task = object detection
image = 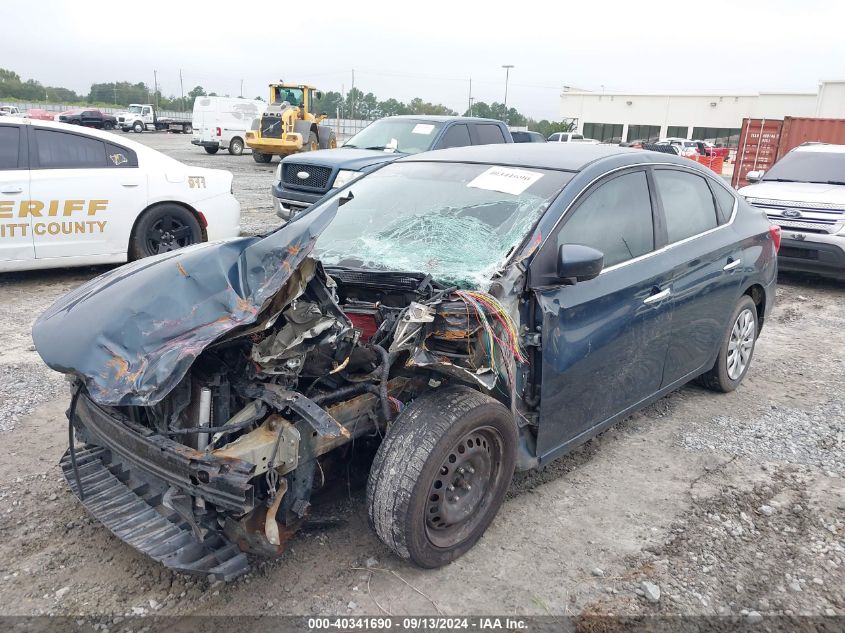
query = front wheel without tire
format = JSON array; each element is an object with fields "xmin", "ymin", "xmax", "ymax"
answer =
[
  {"xmin": 304, "ymin": 131, "xmax": 318, "ymax": 152},
  {"xmin": 128, "ymin": 204, "xmax": 202, "ymax": 260},
  {"xmin": 367, "ymin": 386, "xmax": 516, "ymax": 568},
  {"xmin": 698, "ymin": 295, "xmax": 758, "ymax": 393}
]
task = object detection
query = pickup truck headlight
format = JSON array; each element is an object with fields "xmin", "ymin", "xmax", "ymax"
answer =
[
  {"xmin": 274, "ymin": 163, "xmax": 282, "ymax": 182},
  {"xmin": 333, "ymin": 169, "xmax": 363, "ymax": 189}
]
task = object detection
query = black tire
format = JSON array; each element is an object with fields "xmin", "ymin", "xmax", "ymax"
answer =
[
  {"xmin": 133, "ymin": 121, "xmax": 144, "ymax": 133},
  {"xmin": 71, "ymin": 119, "xmax": 81, "ymax": 126},
  {"xmin": 183, "ymin": 124, "xmax": 193, "ymax": 134},
  {"xmin": 121, "ymin": 127, "xmax": 130, "ymax": 133},
  {"xmin": 367, "ymin": 386, "xmax": 517, "ymax": 568},
  {"xmin": 228, "ymin": 137, "xmax": 244, "ymax": 156},
  {"xmin": 303, "ymin": 131, "xmax": 318, "ymax": 152},
  {"xmin": 128, "ymin": 204, "xmax": 203, "ymax": 260},
  {"xmin": 252, "ymin": 152, "xmax": 272, "ymax": 163},
  {"xmin": 328, "ymin": 130, "xmax": 337, "ymax": 149},
  {"xmin": 204, "ymin": 146, "xmax": 219, "ymax": 155},
  {"xmin": 698, "ymin": 295, "xmax": 758, "ymax": 393},
  {"xmin": 103, "ymin": 121, "xmax": 114, "ymax": 130}
]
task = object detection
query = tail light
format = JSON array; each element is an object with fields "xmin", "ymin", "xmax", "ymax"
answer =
[
  {"xmin": 216, "ymin": 127, "xmax": 221, "ymax": 137},
  {"xmin": 769, "ymin": 225, "xmax": 781, "ymax": 252}
]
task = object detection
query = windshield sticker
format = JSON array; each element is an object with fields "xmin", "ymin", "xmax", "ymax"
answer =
[
  {"xmin": 467, "ymin": 166, "xmax": 544, "ymax": 196},
  {"xmin": 411, "ymin": 123, "xmax": 435, "ymax": 135}
]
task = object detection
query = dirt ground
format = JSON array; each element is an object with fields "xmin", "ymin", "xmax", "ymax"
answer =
[{"xmin": 0, "ymin": 133, "xmax": 842, "ymax": 623}]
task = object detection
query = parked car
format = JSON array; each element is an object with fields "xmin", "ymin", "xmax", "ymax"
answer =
[
  {"xmin": 511, "ymin": 130, "xmax": 546, "ymax": 143},
  {"xmin": 272, "ymin": 115, "xmax": 513, "ymax": 220},
  {"xmin": 740, "ymin": 143, "xmax": 845, "ymax": 279},
  {"xmin": 34, "ymin": 143, "xmax": 777, "ymax": 580},
  {"xmin": 57, "ymin": 109, "xmax": 118, "ymax": 130},
  {"xmin": 700, "ymin": 141, "xmax": 730, "ymax": 159},
  {"xmin": 547, "ymin": 132, "xmax": 599, "ymax": 143},
  {"xmin": 191, "ymin": 96, "xmax": 265, "ymax": 156},
  {"xmin": 25, "ymin": 109, "xmax": 57, "ymax": 121},
  {"xmin": 0, "ymin": 118, "xmax": 241, "ymax": 272},
  {"xmin": 0, "ymin": 105, "xmax": 22, "ymax": 117}
]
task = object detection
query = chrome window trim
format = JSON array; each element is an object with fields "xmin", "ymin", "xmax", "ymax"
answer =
[{"xmin": 543, "ymin": 162, "xmax": 738, "ymax": 276}]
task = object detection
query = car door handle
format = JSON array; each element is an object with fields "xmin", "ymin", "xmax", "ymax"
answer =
[
  {"xmin": 1, "ymin": 187, "xmax": 23, "ymax": 194},
  {"xmin": 723, "ymin": 258, "xmax": 741, "ymax": 271},
  {"xmin": 121, "ymin": 182, "xmax": 139, "ymax": 187},
  {"xmin": 644, "ymin": 288, "xmax": 671, "ymax": 304}
]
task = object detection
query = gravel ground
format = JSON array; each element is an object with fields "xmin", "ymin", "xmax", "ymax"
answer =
[{"xmin": 0, "ymin": 132, "xmax": 842, "ymax": 622}]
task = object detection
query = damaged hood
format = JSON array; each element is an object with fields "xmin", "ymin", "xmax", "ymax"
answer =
[{"xmin": 33, "ymin": 205, "xmax": 338, "ymax": 407}]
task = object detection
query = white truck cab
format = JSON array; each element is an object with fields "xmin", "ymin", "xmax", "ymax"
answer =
[
  {"xmin": 740, "ymin": 143, "xmax": 845, "ymax": 279},
  {"xmin": 0, "ymin": 106, "xmax": 22, "ymax": 117}
]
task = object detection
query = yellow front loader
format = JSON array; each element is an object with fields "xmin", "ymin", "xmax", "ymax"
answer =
[{"xmin": 245, "ymin": 82, "xmax": 337, "ymax": 163}]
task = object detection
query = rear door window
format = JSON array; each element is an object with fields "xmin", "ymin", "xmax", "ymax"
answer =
[
  {"xmin": 34, "ymin": 129, "xmax": 107, "ymax": 169},
  {"xmin": 557, "ymin": 170, "xmax": 655, "ymax": 268},
  {"xmin": 439, "ymin": 124, "xmax": 471, "ymax": 149},
  {"xmin": 474, "ymin": 124, "xmax": 507, "ymax": 145},
  {"xmin": 653, "ymin": 169, "xmax": 719, "ymax": 242},
  {"xmin": 0, "ymin": 126, "xmax": 21, "ymax": 169}
]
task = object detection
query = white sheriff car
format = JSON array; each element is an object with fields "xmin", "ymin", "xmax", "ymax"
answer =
[{"xmin": 0, "ymin": 117, "xmax": 240, "ymax": 272}]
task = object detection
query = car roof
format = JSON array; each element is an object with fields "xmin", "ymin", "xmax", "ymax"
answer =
[
  {"xmin": 397, "ymin": 142, "xmax": 654, "ymax": 171},
  {"xmin": 2, "ymin": 117, "xmax": 161, "ymax": 157},
  {"xmin": 793, "ymin": 143, "xmax": 845, "ymax": 153},
  {"xmin": 381, "ymin": 115, "xmax": 505, "ymax": 124}
]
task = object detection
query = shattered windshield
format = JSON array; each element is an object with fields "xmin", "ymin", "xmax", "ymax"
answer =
[
  {"xmin": 311, "ymin": 162, "xmax": 571, "ymax": 288},
  {"xmin": 343, "ymin": 119, "xmax": 445, "ymax": 153}
]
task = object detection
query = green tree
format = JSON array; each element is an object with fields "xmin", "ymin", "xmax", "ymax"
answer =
[{"xmin": 312, "ymin": 90, "xmax": 342, "ymax": 117}]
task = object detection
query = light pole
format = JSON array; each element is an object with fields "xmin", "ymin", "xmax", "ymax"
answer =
[{"xmin": 501, "ymin": 64, "xmax": 514, "ymax": 124}]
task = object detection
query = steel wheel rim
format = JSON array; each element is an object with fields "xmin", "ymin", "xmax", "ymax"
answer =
[
  {"xmin": 424, "ymin": 426, "xmax": 504, "ymax": 549},
  {"xmin": 727, "ymin": 308, "xmax": 755, "ymax": 380},
  {"xmin": 145, "ymin": 215, "xmax": 194, "ymax": 255}
]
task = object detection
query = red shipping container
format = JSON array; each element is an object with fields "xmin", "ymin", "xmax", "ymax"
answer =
[{"xmin": 732, "ymin": 116, "xmax": 845, "ymax": 189}]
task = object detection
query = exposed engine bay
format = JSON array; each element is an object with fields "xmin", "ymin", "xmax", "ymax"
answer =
[{"xmin": 51, "ymin": 253, "xmax": 528, "ymax": 580}]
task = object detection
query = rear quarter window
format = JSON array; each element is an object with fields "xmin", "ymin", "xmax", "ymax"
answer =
[
  {"xmin": 106, "ymin": 143, "xmax": 139, "ymax": 168},
  {"xmin": 710, "ymin": 181, "xmax": 737, "ymax": 224}
]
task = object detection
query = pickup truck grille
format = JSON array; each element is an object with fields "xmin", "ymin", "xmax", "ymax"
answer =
[
  {"xmin": 282, "ymin": 163, "xmax": 332, "ymax": 190},
  {"xmin": 748, "ymin": 198, "xmax": 845, "ymax": 235}
]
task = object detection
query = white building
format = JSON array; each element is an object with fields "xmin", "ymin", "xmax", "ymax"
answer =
[{"xmin": 559, "ymin": 80, "xmax": 845, "ymax": 146}]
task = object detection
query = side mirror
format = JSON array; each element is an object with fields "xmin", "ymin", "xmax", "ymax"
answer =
[
  {"xmin": 558, "ymin": 244, "xmax": 604, "ymax": 283},
  {"xmin": 746, "ymin": 170, "xmax": 764, "ymax": 183}
]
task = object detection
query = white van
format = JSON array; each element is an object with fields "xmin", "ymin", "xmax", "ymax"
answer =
[{"xmin": 192, "ymin": 97, "xmax": 265, "ymax": 156}]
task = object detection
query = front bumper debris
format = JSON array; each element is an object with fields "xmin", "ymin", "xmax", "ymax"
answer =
[{"xmin": 60, "ymin": 445, "xmax": 251, "ymax": 581}]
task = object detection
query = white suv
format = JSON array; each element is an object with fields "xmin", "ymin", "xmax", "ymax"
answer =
[
  {"xmin": 739, "ymin": 143, "xmax": 845, "ymax": 279},
  {"xmin": 547, "ymin": 132, "xmax": 599, "ymax": 143}
]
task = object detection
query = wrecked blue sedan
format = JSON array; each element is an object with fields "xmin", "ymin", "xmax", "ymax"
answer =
[{"xmin": 33, "ymin": 144, "xmax": 778, "ymax": 580}]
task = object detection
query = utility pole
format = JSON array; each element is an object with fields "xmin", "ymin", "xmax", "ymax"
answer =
[
  {"xmin": 179, "ymin": 69, "xmax": 185, "ymax": 111},
  {"xmin": 113, "ymin": 85, "xmax": 117, "ymax": 105},
  {"xmin": 350, "ymin": 69, "xmax": 355, "ymax": 121},
  {"xmin": 469, "ymin": 97, "xmax": 475, "ymax": 117},
  {"xmin": 468, "ymin": 77, "xmax": 472, "ymax": 116},
  {"xmin": 240, "ymin": 79, "xmax": 243, "ymax": 98},
  {"xmin": 501, "ymin": 64, "xmax": 514, "ymax": 125},
  {"xmin": 153, "ymin": 70, "xmax": 158, "ymax": 108}
]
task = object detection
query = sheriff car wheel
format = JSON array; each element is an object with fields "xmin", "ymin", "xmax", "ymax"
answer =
[
  {"xmin": 367, "ymin": 386, "xmax": 516, "ymax": 568},
  {"xmin": 128, "ymin": 204, "xmax": 202, "ymax": 260}
]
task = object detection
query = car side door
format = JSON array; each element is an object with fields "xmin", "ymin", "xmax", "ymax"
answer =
[
  {"xmin": 529, "ymin": 168, "xmax": 673, "ymax": 459},
  {"xmin": 436, "ymin": 123, "xmax": 472, "ymax": 149},
  {"xmin": 469, "ymin": 123, "xmax": 508, "ymax": 146},
  {"xmin": 0, "ymin": 122, "xmax": 33, "ymax": 263},
  {"xmin": 650, "ymin": 167, "xmax": 744, "ymax": 386},
  {"xmin": 28, "ymin": 127, "xmax": 147, "ymax": 259}
]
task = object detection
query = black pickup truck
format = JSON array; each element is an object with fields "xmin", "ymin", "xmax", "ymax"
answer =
[{"xmin": 272, "ymin": 115, "xmax": 513, "ymax": 220}]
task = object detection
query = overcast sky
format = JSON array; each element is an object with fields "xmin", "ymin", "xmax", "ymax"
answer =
[{"xmin": 4, "ymin": 0, "xmax": 843, "ymax": 119}]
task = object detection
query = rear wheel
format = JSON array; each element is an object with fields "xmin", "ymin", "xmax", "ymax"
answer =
[
  {"xmin": 367, "ymin": 386, "xmax": 516, "ymax": 568},
  {"xmin": 326, "ymin": 130, "xmax": 337, "ymax": 149},
  {"xmin": 304, "ymin": 131, "xmax": 318, "ymax": 152},
  {"xmin": 103, "ymin": 121, "xmax": 114, "ymax": 130},
  {"xmin": 228, "ymin": 137, "xmax": 244, "ymax": 156},
  {"xmin": 698, "ymin": 295, "xmax": 758, "ymax": 393},
  {"xmin": 204, "ymin": 146, "xmax": 219, "ymax": 155},
  {"xmin": 128, "ymin": 204, "xmax": 203, "ymax": 260},
  {"xmin": 253, "ymin": 152, "xmax": 272, "ymax": 163},
  {"xmin": 183, "ymin": 124, "xmax": 193, "ymax": 134}
]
